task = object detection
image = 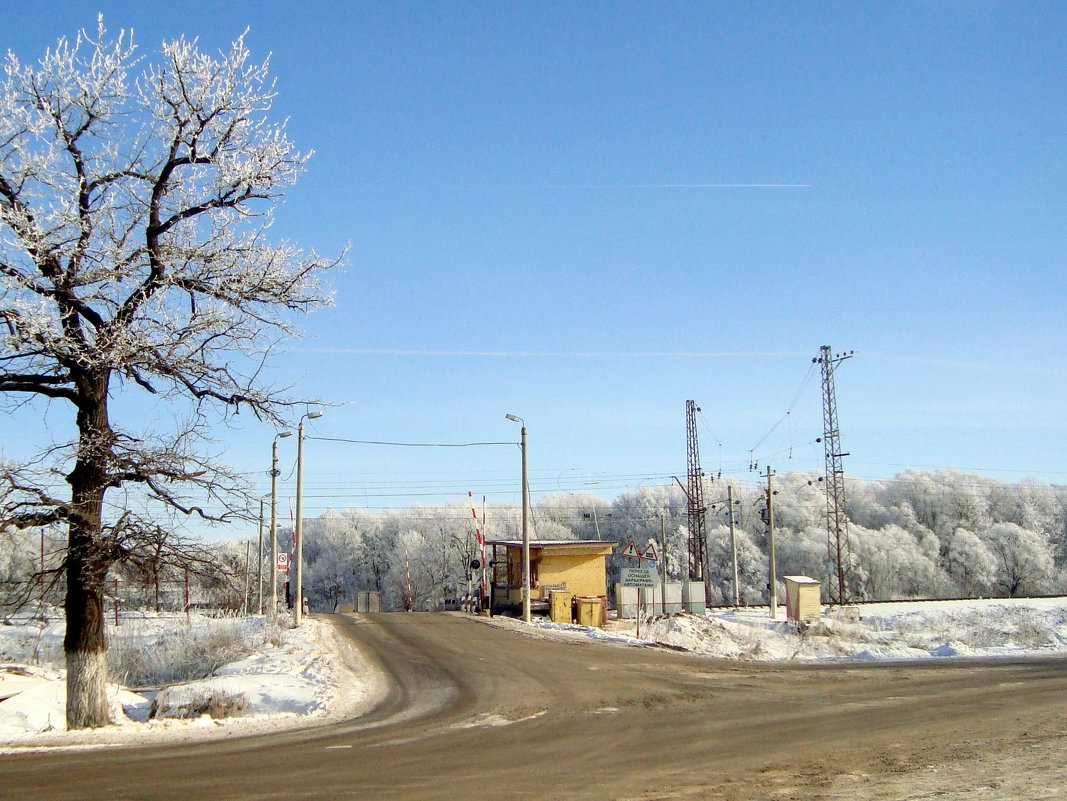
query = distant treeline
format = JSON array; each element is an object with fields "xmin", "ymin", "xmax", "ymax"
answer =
[{"xmin": 294, "ymin": 469, "xmax": 1067, "ymax": 611}]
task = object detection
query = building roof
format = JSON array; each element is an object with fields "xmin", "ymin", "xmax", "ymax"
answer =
[{"xmin": 486, "ymin": 539, "xmax": 618, "ymax": 555}]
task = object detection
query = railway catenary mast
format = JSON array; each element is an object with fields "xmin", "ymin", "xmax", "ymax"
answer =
[
  {"xmin": 816, "ymin": 345, "xmax": 854, "ymax": 605},
  {"xmin": 685, "ymin": 400, "xmax": 708, "ymax": 589}
]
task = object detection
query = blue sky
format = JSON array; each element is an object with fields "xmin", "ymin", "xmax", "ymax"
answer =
[{"xmin": 4, "ymin": 2, "xmax": 1066, "ymax": 534}]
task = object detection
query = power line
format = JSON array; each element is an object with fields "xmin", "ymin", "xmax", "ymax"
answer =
[
  {"xmin": 307, "ymin": 436, "xmax": 515, "ymax": 448},
  {"xmin": 748, "ymin": 360, "xmax": 819, "ymax": 459}
]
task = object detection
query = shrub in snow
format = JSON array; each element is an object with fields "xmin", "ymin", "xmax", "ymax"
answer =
[
  {"xmin": 108, "ymin": 615, "xmax": 286, "ymax": 688},
  {"xmin": 150, "ymin": 688, "xmax": 249, "ymax": 720}
]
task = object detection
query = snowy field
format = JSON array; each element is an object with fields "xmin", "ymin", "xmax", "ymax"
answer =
[{"xmin": 2, "ymin": 596, "xmax": 1067, "ymax": 749}]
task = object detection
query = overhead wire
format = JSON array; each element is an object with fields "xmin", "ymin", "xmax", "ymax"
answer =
[{"xmin": 748, "ymin": 360, "xmax": 819, "ymax": 464}]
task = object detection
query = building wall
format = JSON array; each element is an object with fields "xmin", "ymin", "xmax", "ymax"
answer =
[
  {"xmin": 498, "ymin": 547, "xmax": 610, "ymax": 605},
  {"xmin": 536, "ymin": 552, "xmax": 607, "ymax": 598}
]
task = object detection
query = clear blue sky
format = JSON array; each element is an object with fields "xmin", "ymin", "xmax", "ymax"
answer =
[{"xmin": 5, "ymin": 2, "xmax": 1066, "ymax": 535}]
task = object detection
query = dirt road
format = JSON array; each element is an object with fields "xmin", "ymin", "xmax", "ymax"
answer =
[{"xmin": 4, "ymin": 613, "xmax": 1066, "ymax": 800}]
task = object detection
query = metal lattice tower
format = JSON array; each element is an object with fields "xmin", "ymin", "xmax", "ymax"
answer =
[
  {"xmin": 685, "ymin": 400, "xmax": 708, "ymax": 584},
  {"xmin": 817, "ymin": 345, "xmax": 855, "ymax": 605}
]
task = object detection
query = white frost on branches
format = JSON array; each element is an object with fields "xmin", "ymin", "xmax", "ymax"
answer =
[{"xmin": 0, "ymin": 18, "xmax": 335, "ymax": 408}]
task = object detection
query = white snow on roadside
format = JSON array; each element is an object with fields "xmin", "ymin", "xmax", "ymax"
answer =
[
  {"xmin": 0, "ymin": 612, "xmax": 377, "ymax": 750},
  {"xmin": 4, "ymin": 596, "xmax": 1067, "ymax": 750},
  {"xmin": 490, "ymin": 596, "xmax": 1067, "ymax": 663}
]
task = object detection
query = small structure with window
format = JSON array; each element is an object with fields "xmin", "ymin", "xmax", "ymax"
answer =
[{"xmin": 487, "ymin": 539, "xmax": 616, "ymax": 617}]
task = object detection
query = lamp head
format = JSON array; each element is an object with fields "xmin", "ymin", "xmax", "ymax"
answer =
[
  {"xmin": 306, "ymin": 410, "xmax": 323, "ymax": 420},
  {"xmin": 277, "ymin": 431, "xmax": 293, "ymax": 440},
  {"xmin": 505, "ymin": 413, "xmax": 523, "ymax": 424}
]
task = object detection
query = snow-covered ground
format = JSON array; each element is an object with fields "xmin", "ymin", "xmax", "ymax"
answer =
[
  {"xmin": 2, "ymin": 596, "xmax": 1066, "ymax": 749},
  {"xmin": 0, "ymin": 611, "xmax": 382, "ymax": 750},
  {"xmin": 489, "ymin": 595, "xmax": 1067, "ymax": 663}
]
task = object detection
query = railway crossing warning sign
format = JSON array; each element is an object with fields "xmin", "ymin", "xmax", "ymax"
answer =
[{"xmin": 621, "ymin": 566, "xmax": 657, "ymax": 588}]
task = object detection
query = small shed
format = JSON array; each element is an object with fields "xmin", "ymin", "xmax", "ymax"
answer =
[
  {"xmin": 487, "ymin": 539, "xmax": 616, "ymax": 617},
  {"xmin": 784, "ymin": 576, "xmax": 822, "ymax": 624}
]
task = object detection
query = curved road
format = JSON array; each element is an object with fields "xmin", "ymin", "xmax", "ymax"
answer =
[{"xmin": 4, "ymin": 613, "xmax": 1067, "ymax": 800}]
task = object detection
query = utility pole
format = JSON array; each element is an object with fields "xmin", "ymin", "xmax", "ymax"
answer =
[
  {"xmin": 243, "ymin": 539, "xmax": 251, "ymax": 616},
  {"xmin": 294, "ymin": 410, "xmax": 322, "ymax": 626},
  {"xmin": 817, "ymin": 345, "xmax": 855, "ymax": 605},
  {"xmin": 660, "ymin": 515, "xmax": 667, "ymax": 614},
  {"xmin": 257, "ymin": 499, "xmax": 264, "ymax": 615},
  {"xmin": 270, "ymin": 430, "xmax": 290, "ymax": 617},
  {"xmin": 506, "ymin": 414, "xmax": 531, "ymax": 624},
  {"xmin": 520, "ymin": 423, "xmax": 530, "ymax": 624},
  {"xmin": 727, "ymin": 484, "xmax": 739, "ymax": 608},
  {"xmin": 764, "ymin": 467, "xmax": 778, "ymax": 619}
]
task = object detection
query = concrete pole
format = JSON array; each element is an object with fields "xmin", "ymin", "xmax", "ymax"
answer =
[
  {"xmin": 520, "ymin": 424, "xmax": 531, "ymax": 624},
  {"xmin": 728, "ymin": 484, "xmax": 739, "ymax": 608},
  {"xmin": 257, "ymin": 499, "xmax": 264, "ymax": 615},
  {"xmin": 766, "ymin": 467, "xmax": 778, "ymax": 620},
  {"xmin": 506, "ymin": 414, "xmax": 531, "ymax": 623},
  {"xmin": 660, "ymin": 515, "xmax": 667, "ymax": 615},
  {"xmin": 243, "ymin": 539, "xmax": 251, "ymax": 616},
  {"xmin": 270, "ymin": 435, "xmax": 287, "ymax": 616},
  {"xmin": 481, "ymin": 496, "xmax": 487, "ymax": 612},
  {"xmin": 295, "ymin": 419, "xmax": 306, "ymax": 626}
]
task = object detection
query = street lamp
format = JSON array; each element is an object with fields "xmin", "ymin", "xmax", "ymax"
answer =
[
  {"xmin": 505, "ymin": 414, "xmax": 531, "ymax": 623},
  {"xmin": 294, "ymin": 411, "xmax": 322, "ymax": 626},
  {"xmin": 270, "ymin": 430, "xmax": 292, "ymax": 616}
]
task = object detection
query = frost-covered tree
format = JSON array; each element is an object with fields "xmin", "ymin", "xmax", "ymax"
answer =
[
  {"xmin": 982, "ymin": 522, "xmax": 1054, "ymax": 597},
  {"xmin": 303, "ymin": 511, "xmax": 364, "ymax": 612},
  {"xmin": 945, "ymin": 528, "xmax": 997, "ymax": 597},
  {"xmin": 854, "ymin": 524, "xmax": 946, "ymax": 600},
  {"xmin": 705, "ymin": 524, "xmax": 766, "ymax": 606},
  {"xmin": 774, "ymin": 525, "xmax": 826, "ymax": 587},
  {"xmin": 0, "ymin": 22, "xmax": 337, "ymax": 728}
]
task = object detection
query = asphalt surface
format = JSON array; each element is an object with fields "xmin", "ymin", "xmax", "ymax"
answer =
[{"xmin": 4, "ymin": 612, "xmax": 1067, "ymax": 800}]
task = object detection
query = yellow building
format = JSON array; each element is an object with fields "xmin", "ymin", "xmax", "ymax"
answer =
[{"xmin": 487, "ymin": 539, "xmax": 616, "ymax": 616}]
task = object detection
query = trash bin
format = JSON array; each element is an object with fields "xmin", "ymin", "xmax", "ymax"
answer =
[{"xmin": 575, "ymin": 596, "xmax": 604, "ymax": 628}]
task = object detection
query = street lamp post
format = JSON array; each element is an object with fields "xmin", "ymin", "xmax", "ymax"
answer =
[
  {"xmin": 257, "ymin": 498, "xmax": 264, "ymax": 615},
  {"xmin": 270, "ymin": 430, "xmax": 291, "ymax": 617},
  {"xmin": 505, "ymin": 414, "xmax": 531, "ymax": 623},
  {"xmin": 294, "ymin": 411, "xmax": 321, "ymax": 626}
]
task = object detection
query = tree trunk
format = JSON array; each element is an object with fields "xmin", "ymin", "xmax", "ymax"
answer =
[
  {"xmin": 64, "ymin": 375, "xmax": 113, "ymax": 729},
  {"xmin": 64, "ymin": 521, "xmax": 111, "ymax": 729}
]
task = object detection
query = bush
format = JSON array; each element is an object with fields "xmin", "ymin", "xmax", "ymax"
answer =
[
  {"xmin": 108, "ymin": 614, "xmax": 286, "ymax": 688},
  {"xmin": 150, "ymin": 688, "xmax": 249, "ymax": 720}
]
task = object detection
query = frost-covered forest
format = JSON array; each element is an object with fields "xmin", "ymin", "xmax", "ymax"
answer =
[
  {"xmin": 5, "ymin": 469, "xmax": 1064, "ymax": 614},
  {"xmin": 290, "ymin": 469, "xmax": 1067, "ymax": 611}
]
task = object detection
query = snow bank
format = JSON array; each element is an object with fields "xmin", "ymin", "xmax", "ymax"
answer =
[
  {"xmin": 5, "ymin": 596, "xmax": 1067, "ymax": 750},
  {"xmin": 509, "ymin": 596, "xmax": 1067, "ymax": 663},
  {"xmin": 0, "ymin": 612, "xmax": 373, "ymax": 749}
]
